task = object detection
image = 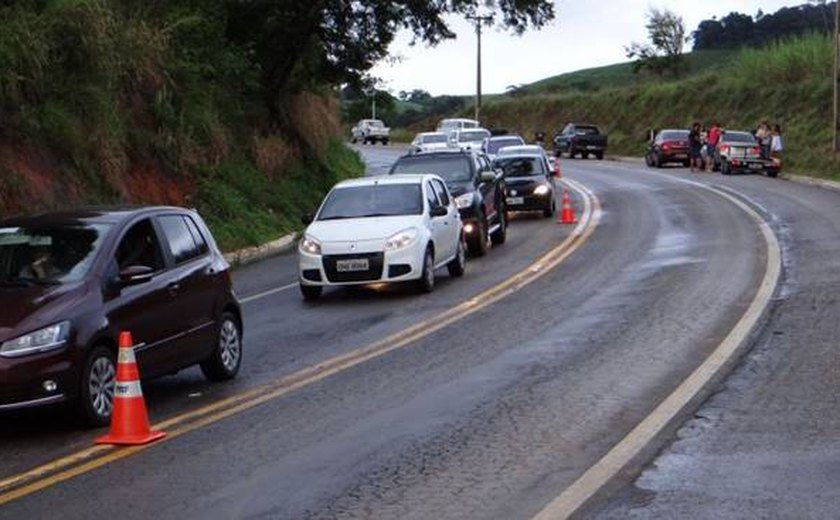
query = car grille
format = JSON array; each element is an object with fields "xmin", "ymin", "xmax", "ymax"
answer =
[{"xmin": 323, "ymin": 253, "xmax": 384, "ymax": 283}]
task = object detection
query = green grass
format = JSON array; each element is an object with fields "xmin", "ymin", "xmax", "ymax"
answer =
[{"xmin": 480, "ymin": 34, "xmax": 840, "ymax": 178}]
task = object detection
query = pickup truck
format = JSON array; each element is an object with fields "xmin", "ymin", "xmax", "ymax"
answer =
[
  {"xmin": 388, "ymin": 149, "xmax": 507, "ymax": 256},
  {"xmin": 553, "ymin": 123, "xmax": 608, "ymax": 159},
  {"xmin": 351, "ymin": 119, "xmax": 390, "ymax": 145}
]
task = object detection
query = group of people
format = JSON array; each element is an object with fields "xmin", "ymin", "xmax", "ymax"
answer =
[{"xmin": 687, "ymin": 120, "xmax": 784, "ymax": 173}]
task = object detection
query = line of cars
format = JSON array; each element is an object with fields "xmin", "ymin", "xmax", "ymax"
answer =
[
  {"xmin": 645, "ymin": 128, "xmax": 780, "ymax": 177},
  {"xmin": 298, "ymin": 120, "xmax": 560, "ymax": 300}
]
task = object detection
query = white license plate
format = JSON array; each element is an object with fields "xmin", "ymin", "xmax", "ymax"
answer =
[
  {"xmin": 506, "ymin": 197, "xmax": 524, "ymax": 205},
  {"xmin": 336, "ymin": 259, "xmax": 369, "ymax": 272},
  {"xmin": 586, "ymin": 145, "xmax": 599, "ymax": 150},
  {"xmin": 673, "ymin": 153, "xmax": 687, "ymax": 159},
  {"xmin": 748, "ymin": 162, "xmax": 763, "ymax": 170}
]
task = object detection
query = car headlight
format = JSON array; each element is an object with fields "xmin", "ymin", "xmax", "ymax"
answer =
[
  {"xmin": 385, "ymin": 228, "xmax": 419, "ymax": 251},
  {"xmin": 534, "ymin": 184, "xmax": 551, "ymax": 196},
  {"xmin": 454, "ymin": 193, "xmax": 474, "ymax": 209},
  {"xmin": 299, "ymin": 236, "xmax": 321, "ymax": 255},
  {"xmin": 0, "ymin": 321, "xmax": 70, "ymax": 358}
]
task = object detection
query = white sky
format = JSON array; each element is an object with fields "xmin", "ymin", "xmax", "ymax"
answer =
[{"xmin": 371, "ymin": 1, "xmax": 802, "ymax": 96}]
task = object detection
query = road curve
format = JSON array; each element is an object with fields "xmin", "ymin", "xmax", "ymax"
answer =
[{"xmin": 0, "ymin": 148, "xmax": 774, "ymax": 519}]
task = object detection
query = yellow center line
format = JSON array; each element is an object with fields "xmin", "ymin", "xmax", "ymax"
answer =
[{"xmin": 0, "ymin": 178, "xmax": 601, "ymax": 506}]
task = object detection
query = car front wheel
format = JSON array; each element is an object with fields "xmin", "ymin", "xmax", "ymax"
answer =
[
  {"xmin": 417, "ymin": 248, "xmax": 435, "ymax": 293},
  {"xmin": 78, "ymin": 345, "xmax": 116, "ymax": 427},
  {"xmin": 447, "ymin": 237, "xmax": 466, "ymax": 278},
  {"xmin": 201, "ymin": 312, "xmax": 243, "ymax": 381}
]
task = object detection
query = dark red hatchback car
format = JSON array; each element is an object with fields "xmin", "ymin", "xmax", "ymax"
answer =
[{"xmin": 0, "ymin": 206, "xmax": 243, "ymax": 425}]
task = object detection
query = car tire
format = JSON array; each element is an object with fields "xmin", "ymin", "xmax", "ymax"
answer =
[
  {"xmin": 468, "ymin": 219, "xmax": 489, "ymax": 257},
  {"xmin": 721, "ymin": 161, "xmax": 732, "ymax": 175},
  {"xmin": 78, "ymin": 345, "xmax": 116, "ymax": 427},
  {"xmin": 654, "ymin": 153, "xmax": 663, "ymax": 168},
  {"xmin": 595, "ymin": 152, "xmax": 604, "ymax": 160},
  {"xmin": 645, "ymin": 154, "xmax": 654, "ymax": 167},
  {"xmin": 447, "ymin": 237, "xmax": 466, "ymax": 278},
  {"xmin": 382, "ymin": 139, "xmax": 389, "ymax": 146},
  {"xmin": 682, "ymin": 160, "xmax": 691, "ymax": 168},
  {"xmin": 490, "ymin": 207, "xmax": 507, "ymax": 245},
  {"xmin": 351, "ymin": 137, "xmax": 357, "ymax": 144},
  {"xmin": 417, "ymin": 247, "xmax": 435, "ymax": 293},
  {"xmin": 543, "ymin": 198, "xmax": 556, "ymax": 218},
  {"xmin": 768, "ymin": 170, "xmax": 779, "ymax": 178},
  {"xmin": 201, "ymin": 312, "xmax": 243, "ymax": 381},
  {"xmin": 300, "ymin": 284, "xmax": 322, "ymax": 301},
  {"xmin": 568, "ymin": 147, "xmax": 576, "ymax": 159}
]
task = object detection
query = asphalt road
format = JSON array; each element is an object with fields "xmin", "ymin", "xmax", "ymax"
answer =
[{"xmin": 2, "ymin": 145, "xmax": 834, "ymax": 519}]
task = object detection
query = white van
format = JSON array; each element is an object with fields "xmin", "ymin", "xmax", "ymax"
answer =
[{"xmin": 436, "ymin": 118, "xmax": 480, "ymax": 134}]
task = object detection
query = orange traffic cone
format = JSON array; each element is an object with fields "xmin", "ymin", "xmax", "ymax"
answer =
[
  {"xmin": 95, "ymin": 331, "xmax": 166, "ymax": 445},
  {"xmin": 558, "ymin": 190, "xmax": 577, "ymax": 225}
]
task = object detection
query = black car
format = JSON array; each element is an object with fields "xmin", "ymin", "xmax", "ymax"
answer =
[
  {"xmin": 494, "ymin": 154, "xmax": 557, "ymax": 218},
  {"xmin": 388, "ymin": 149, "xmax": 507, "ymax": 256},
  {"xmin": 0, "ymin": 206, "xmax": 243, "ymax": 425},
  {"xmin": 553, "ymin": 123, "xmax": 608, "ymax": 159}
]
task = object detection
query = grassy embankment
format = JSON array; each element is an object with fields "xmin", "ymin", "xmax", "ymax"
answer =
[
  {"xmin": 0, "ymin": 1, "xmax": 363, "ymax": 251},
  {"xmin": 479, "ymin": 35, "xmax": 838, "ymax": 177}
]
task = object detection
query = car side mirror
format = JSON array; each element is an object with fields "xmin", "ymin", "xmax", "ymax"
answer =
[
  {"xmin": 430, "ymin": 205, "xmax": 448, "ymax": 218},
  {"xmin": 480, "ymin": 170, "xmax": 496, "ymax": 184},
  {"xmin": 301, "ymin": 213, "xmax": 314, "ymax": 225},
  {"xmin": 117, "ymin": 265, "xmax": 154, "ymax": 287}
]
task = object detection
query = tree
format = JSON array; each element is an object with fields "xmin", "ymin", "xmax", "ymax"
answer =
[{"xmin": 625, "ymin": 8, "xmax": 687, "ymax": 77}]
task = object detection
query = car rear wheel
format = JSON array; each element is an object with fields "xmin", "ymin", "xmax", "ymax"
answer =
[
  {"xmin": 78, "ymin": 345, "xmax": 116, "ymax": 427},
  {"xmin": 595, "ymin": 152, "xmax": 604, "ymax": 160},
  {"xmin": 417, "ymin": 248, "xmax": 435, "ymax": 293},
  {"xmin": 447, "ymin": 237, "xmax": 466, "ymax": 278},
  {"xmin": 201, "ymin": 312, "xmax": 243, "ymax": 381},
  {"xmin": 721, "ymin": 161, "xmax": 732, "ymax": 175}
]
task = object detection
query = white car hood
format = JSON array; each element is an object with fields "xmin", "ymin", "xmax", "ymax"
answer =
[{"xmin": 306, "ymin": 216, "xmax": 421, "ymax": 243}]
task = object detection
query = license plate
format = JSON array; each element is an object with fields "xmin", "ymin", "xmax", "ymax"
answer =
[
  {"xmin": 586, "ymin": 145, "xmax": 598, "ymax": 150},
  {"xmin": 748, "ymin": 162, "xmax": 763, "ymax": 170},
  {"xmin": 506, "ymin": 197, "xmax": 524, "ymax": 205},
  {"xmin": 336, "ymin": 259, "xmax": 369, "ymax": 272},
  {"xmin": 673, "ymin": 153, "xmax": 687, "ymax": 159}
]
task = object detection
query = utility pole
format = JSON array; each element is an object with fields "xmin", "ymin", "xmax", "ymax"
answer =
[
  {"xmin": 467, "ymin": 14, "xmax": 492, "ymax": 122},
  {"xmin": 834, "ymin": 0, "xmax": 840, "ymax": 152}
]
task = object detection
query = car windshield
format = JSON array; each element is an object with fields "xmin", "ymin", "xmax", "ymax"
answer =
[
  {"xmin": 487, "ymin": 137, "xmax": 525, "ymax": 154},
  {"xmin": 494, "ymin": 157, "xmax": 545, "ymax": 177},
  {"xmin": 723, "ymin": 132, "xmax": 757, "ymax": 144},
  {"xmin": 367, "ymin": 120, "xmax": 384, "ymax": 128},
  {"xmin": 661, "ymin": 131, "xmax": 689, "ymax": 140},
  {"xmin": 459, "ymin": 130, "xmax": 490, "ymax": 142},
  {"xmin": 0, "ymin": 223, "xmax": 111, "ymax": 284},
  {"xmin": 318, "ymin": 184, "xmax": 423, "ymax": 220},
  {"xmin": 421, "ymin": 134, "xmax": 447, "ymax": 144},
  {"xmin": 390, "ymin": 155, "xmax": 473, "ymax": 183}
]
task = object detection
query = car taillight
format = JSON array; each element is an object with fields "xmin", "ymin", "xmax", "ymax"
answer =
[{"xmin": 719, "ymin": 145, "xmax": 730, "ymax": 154}]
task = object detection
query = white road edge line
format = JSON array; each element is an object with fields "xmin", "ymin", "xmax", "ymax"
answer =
[
  {"xmin": 533, "ymin": 179, "xmax": 782, "ymax": 520},
  {"xmin": 240, "ymin": 282, "xmax": 299, "ymax": 304}
]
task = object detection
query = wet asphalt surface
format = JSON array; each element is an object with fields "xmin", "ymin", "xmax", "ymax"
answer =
[{"xmin": 1, "ymin": 146, "xmax": 835, "ymax": 519}]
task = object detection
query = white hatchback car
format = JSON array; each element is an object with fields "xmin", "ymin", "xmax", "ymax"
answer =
[{"xmin": 298, "ymin": 175, "xmax": 466, "ymax": 300}]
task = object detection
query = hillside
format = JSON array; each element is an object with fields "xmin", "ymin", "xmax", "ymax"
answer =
[
  {"xmin": 480, "ymin": 34, "xmax": 838, "ymax": 178},
  {"xmin": 0, "ymin": 1, "xmax": 364, "ymax": 251}
]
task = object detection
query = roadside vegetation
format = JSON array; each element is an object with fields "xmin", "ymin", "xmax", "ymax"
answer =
[{"xmin": 480, "ymin": 33, "xmax": 838, "ymax": 177}]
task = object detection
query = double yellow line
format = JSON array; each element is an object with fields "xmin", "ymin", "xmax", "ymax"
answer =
[{"xmin": 0, "ymin": 179, "xmax": 601, "ymax": 506}]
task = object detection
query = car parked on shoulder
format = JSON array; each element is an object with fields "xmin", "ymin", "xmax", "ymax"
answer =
[
  {"xmin": 553, "ymin": 123, "xmax": 608, "ymax": 159},
  {"xmin": 493, "ymin": 152, "xmax": 557, "ymax": 218},
  {"xmin": 645, "ymin": 129, "xmax": 691, "ymax": 168},
  {"xmin": 409, "ymin": 132, "xmax": 450, "ymax": 154},
  {"xmin": 0, "ymin": 207, "xmax": 243, "ymax": 425},
  {"xmin": 481, "ymin": 135, "xmax": 526, "ymax": 161},
  {"xmin": 388, "ymin": 149, "xmax": 507, "ymax": 257},
  {"xmin": 714, "ymin": 131, "xmax": 780, "ymax": 177},
  {"xmin": 436, "ymin": 118, "xmax": 480, "ymax": 135},
  {"xmin": 298, "ymin": 175, "xmax": 466, "ymax": 300},
  {"xmin": 351, "ymin": 119, "xmax": 390, "ymax": 145}
]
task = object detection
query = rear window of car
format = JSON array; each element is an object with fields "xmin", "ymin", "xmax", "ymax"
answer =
[
  {"xmin": 458, "ymin": 130, "xmax": 491, "ymax": 142},
  {"xmin": 494, "ymin": 157, "xmax": 545, "ymax": 177},
  {"xmin": 422, "ymin": 134, "xmax": 447, "ymax": 144},
  {"xmin": 722, "ymin": 132, "xmax": 757, "ymax": 144},
  {"xmin": 390, "ymin": 155, "xmax": 473, "ymax": 183},
  {"xmin": 487, "ymin": 137, "xmax": 525, "ymax": 154},
  {"xmin": 318, "ymin": 184, "xmax": 423, "ymax": 220},
  {"xmin": 660, "ymin": 131, "xmax": 689, "ymax": 140},
  {"xmin": 575, "ymin": 126, "xmax": 599, "ymax": 135},
  {"xmin": 158, "ymin": 215, "xmax": 205, "ymax": 264}
]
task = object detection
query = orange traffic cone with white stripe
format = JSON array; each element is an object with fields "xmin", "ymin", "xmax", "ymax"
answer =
[
  {"xmin": 558, "ymin": 189, "xmax": 577, "ymax": 225},
  {"xmin": 95, "ymin": 331, "xmax": 166, "ymax": 445}
]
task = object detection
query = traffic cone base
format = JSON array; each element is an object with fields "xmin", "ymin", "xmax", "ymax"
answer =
[{"xmin": 95, "ymin": 331, "xmax": 166, "ymax": 446}]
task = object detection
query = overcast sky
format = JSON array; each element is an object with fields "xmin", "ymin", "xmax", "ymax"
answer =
[{"xmin": 371, "ymin": 1, "xmax": 802, "ymax": 96}]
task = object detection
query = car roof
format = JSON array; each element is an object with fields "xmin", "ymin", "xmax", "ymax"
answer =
[
  {"xmin": 333, "ymin": 175, "xmax": 438, "ymax": 188},
  {"xmin": 0, "ymin": 205, "xmax": 193, "ymax": 227},
  {"xmin": 721, "ymin": 131, "xmax": 755, "ymax": 140},
  {"xmin": 416, "ymin": 131, "xmax": 446, "ymax": 137}
]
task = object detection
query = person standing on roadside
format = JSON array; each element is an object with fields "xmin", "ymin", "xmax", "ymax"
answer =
[
  {"xmin": 756, "ymin": 121, "xmax": 771, "ymax": 159},
  {"xmin": 770, "ymin": 124, "xmax": 784, "ymax": 164},
  {"xmin": 705, "ymin": 121, "xmax": 722, "ymax": 172},
  {"xmin": 688, "ymin": 122, "xmax": 703, "ymax": 172}
]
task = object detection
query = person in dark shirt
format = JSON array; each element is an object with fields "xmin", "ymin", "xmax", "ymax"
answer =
[{"xmin": 688, "ymin": 122, "xmax": 703, "ymax": 173}]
